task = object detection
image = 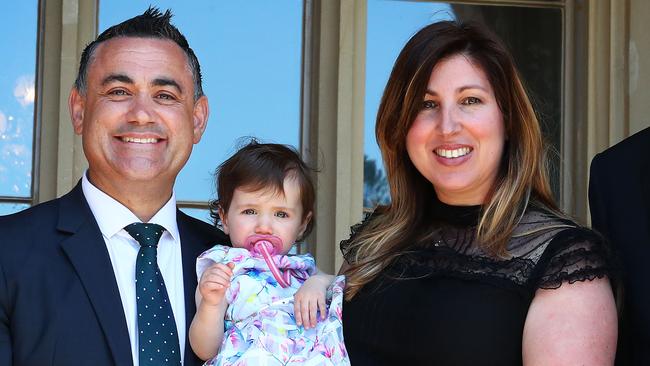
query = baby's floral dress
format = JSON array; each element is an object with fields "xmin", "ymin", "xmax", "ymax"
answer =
[{"xmin": 196, "ymin": 245, "xmax": 350, "ymax": 366}]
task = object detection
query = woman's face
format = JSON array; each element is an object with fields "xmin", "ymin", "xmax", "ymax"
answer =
[{"xmin": 406, "ymin": 54, "xmax": 505, "ymax": 205}]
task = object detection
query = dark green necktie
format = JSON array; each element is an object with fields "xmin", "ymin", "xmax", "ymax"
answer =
[{"xmin": 124, "ymin": 223, "xmax": 181, "ymax": 366}]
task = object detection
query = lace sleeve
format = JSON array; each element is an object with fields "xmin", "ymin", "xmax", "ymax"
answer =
[
  {"xmin": 339, "ymin": 211, "xmax": 376, "ymax": 264},
  {"xmin": 532, "ymin": 227, "xmax": 617, "ymax": 290}
]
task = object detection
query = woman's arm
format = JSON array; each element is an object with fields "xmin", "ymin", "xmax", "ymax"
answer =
[
  {"xmin": 294, "ymin": 269, "xmax": 334, "ymax": 329},
  {"xmin": 293, "ymin": 262, "xmax": 349, "ymax": 328},
  {"xmin": 522, "ymin": 277, "xmax": 617, "ymax": 365}
]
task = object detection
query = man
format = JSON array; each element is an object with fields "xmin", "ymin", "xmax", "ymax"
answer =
[
  {"xmin": 589, "ymin": 126, "xmax": 650, "ymax": 365},
  {"xmin": 0, "ymin": 8, "xmax": 227, "ymax": 365}
]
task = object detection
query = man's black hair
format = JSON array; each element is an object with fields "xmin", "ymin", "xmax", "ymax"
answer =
[{"xmin": 74, "ymin": 6, "xmax": 203, "ymax": 100}]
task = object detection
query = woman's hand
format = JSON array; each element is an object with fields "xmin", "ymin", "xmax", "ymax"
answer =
[{"xmin": 294, "ymin": 272, "xmax": 335, "ymax": 329}]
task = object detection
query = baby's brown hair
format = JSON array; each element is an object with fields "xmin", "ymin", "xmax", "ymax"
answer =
[{"xmin": 210, "ymin": 140, "xmax": 316, "ymax": 238}]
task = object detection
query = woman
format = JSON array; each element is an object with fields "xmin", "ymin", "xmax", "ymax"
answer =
[{"xmin": 310, "ymin": 21, "xmax": 617, "ymax": 365}]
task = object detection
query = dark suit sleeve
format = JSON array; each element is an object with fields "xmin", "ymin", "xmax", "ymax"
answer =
[
  {"xmin": 0, "ymin": 261, "xmax": 12, "ymax": 365},
  {"xmin": 589, "ymin": 153, "xmax": 608, "ymax": 236}
]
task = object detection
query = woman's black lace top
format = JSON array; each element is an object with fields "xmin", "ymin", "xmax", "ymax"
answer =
[{"xmin": 340, "ymin": 197, "xmax": 615, "ymax": 366}]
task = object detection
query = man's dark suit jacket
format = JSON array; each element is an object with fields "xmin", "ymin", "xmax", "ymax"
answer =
[
  {"xmin": 589, "ymin": 126, "xmax": 650, "ymax": 366},
  {"xmin": 0, "ymin": 182, "xmax": 228, "ymax": 365}
]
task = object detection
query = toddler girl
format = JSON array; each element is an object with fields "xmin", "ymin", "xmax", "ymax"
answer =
[{"xmin": 189, "ymin": 141, "xmax": 348, "ymax": 366}]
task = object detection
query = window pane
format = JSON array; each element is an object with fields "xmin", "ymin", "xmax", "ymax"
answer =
[
  {"xmin": 364, "ymin": 1, "xmax": 563, "ymax": 207},
  {"xmin": 0, "ymin": 202, "xmax": 30, "ymax": 216},
  {"xmin": 365, "ymin": 1, "xmax": 455, "ymax": 207},
  {"xmin": 452, "ymin": 4, "xmax": 563, "ymax": 197},
  {"xmin": 0, "ymin": 1, "xmax": 38, "ymax": 198},
  {"xmin": 99, "ymin": 1, "xmax": 304, "ymax": 202}
]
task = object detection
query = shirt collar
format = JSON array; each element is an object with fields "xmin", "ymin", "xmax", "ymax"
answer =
[{"xmin": 81, "ymin": 172, "xmax": 180, "ymax": 242}]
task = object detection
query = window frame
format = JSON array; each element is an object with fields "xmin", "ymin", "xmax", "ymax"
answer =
[{"xmin": 0, "ymin": 0, "xmax": 44, "ymax": 211}]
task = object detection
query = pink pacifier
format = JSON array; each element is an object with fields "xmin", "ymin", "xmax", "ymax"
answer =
[{"xmin": 245, "ymin": 234, "xmax": 291, "ymax": 288}]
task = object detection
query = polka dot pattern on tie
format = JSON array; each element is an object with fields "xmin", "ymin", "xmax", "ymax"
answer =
[{"xmin": 125, "ymin": 223, "xmax": 181, "ymax": 366}]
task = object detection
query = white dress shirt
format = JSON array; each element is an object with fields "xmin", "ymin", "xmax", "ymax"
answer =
[{"xmin": 82, "ymin": 173, "xmax": 186, "ymax": 366}]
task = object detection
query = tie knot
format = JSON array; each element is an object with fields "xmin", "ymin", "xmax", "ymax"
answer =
[{"xmin": 124, "ymin": 223, "xmax": 165, "ymax": 248}]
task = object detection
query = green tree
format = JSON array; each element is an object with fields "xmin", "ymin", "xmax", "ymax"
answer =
[{"xmin": 363, "ymin": 154, "xmax": 390, "ymax": 207}]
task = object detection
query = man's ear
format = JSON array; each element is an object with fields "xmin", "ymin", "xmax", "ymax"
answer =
[
  {"xmin": 192, "ymin": 95, "xmax": 209, "ymax": 144},
  {"xmin": 218, "ymin": 207, "xmax": 229, "ymax": 235},
  {"xmin": 297, "ymin": 211, "xmax": 313, "ymax": 239},
  {"xmin": 68, "ymin": 88, "xmax": 85, "ymax": 135}
]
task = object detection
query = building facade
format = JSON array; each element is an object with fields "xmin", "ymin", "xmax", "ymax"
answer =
[{"xmin": 0, "ymin": 0, "xmax": 648, "ymax": 272}]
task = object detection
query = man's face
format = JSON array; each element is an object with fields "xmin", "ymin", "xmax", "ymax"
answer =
[{"xmin": 69, "ymin": 37, "xmax": 208, "ymax": 195}]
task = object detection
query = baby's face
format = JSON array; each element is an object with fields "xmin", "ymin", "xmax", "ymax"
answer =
[{"xmin": 220, "ymin": 177, "xmax": 310, "ymax": 255}]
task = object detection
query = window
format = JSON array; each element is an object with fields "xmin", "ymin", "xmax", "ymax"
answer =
[
  {"xmin": 99, "ymin": 1, "xmax": 305, "ymax": 223},
  {"xmin": 0, "ymin": 1, "xmax": 39, "ymax": 215}
]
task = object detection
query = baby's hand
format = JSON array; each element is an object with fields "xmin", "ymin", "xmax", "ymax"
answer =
[
  {"xmin": 294, "ymin": 273, "xmax": 334, "ymax": 329},
  {"xmin": 199, "ymin": 262, "xmax": 235, "ymax": 307}
]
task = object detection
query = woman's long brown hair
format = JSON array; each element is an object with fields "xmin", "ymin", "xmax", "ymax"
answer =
[{"xmin": 344, "ymin": 21, "xmax": 559, "ymax": 299}]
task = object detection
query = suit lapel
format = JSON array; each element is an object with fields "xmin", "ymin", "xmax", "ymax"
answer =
[
  {"xmin": 177, "ymin": 211, "xmax": 230, "ymax": 365},
  {"xmin": 58, "ymin": 183, "xmax": 133, "ymax": 366}
]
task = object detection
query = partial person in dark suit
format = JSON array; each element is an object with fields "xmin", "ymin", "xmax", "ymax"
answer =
[
  {"xmin": 0, "ymin": 7, "xmax": 227, "ymax": 366},
  {"xmin": 590, "ymin": 126, "xmax": 650, "ymax": 365}
]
